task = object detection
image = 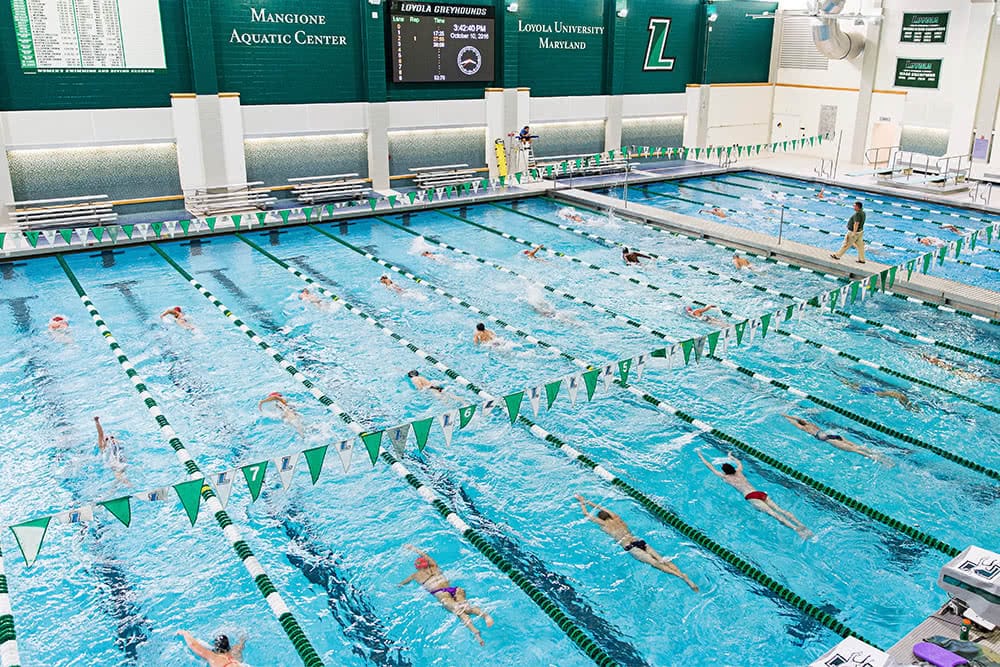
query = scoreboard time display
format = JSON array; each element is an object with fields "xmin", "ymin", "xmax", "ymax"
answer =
[{"xmin": 390, "ymin": 2, "xmax": 495, "ymax": 83}]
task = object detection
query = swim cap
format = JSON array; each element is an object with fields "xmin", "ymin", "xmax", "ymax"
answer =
[
  {"xmin": 51, "ymin": 316, "xmax": 65, "ymax": 322},
  {"xmin": 415, "ymin": 557, "xmax": 431, "ymax": 570},
  {"xmin": 268, "ymin": 392, "xmax": 282, "ymax": 398},
  {"xmin": 407, "ymin": 370, "xmax": 419, "ymax": 377}
]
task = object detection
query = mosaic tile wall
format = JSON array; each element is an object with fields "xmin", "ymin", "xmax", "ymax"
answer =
[
  {"xmin": 387, "ymin": 127, "xmax": 486, "ymax": 176},
  {"xmin": 244, "ymin": 134, "xmax": 369, "ymax": 198},
  {"xmin": 899, "ymin": 125, "xmax": 950, "ymax": 157},
  {"xmin": 7, "ymin": 143, "xmax": 182, "ymax": 211},
  {"xmin": 622, "ymin": 117, "xmax": 686, "ymax": 150},
  {"xmin": 530, "ymin": 121, "xmax": 606, "ymax": 160}
]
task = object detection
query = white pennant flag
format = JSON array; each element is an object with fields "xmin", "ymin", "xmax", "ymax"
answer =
[
  {"xmin": 471, "ymin": 181, "xmax": 481, "ymax": 194},
  {"xmin": 336, "ymin": 439, "xmax": 354, "ymax": 473},
  {"xmin": 566, "ymin": 374, "xmax": 582, "ymax": 406},
  {"xmin": 634, "ymin": 354, "xmax": 648, "ymax": 380},
  {"xmin": 42, "ymin": 230, "xmax": 57, "ymax": 245},
  {"xmin": 439, "ymin": 410, "xmax": 458, "ymax": 446},
  {"xmin": 797, "ymin": 301, "xmax": 807, "ymax": 320},
  {"xmin": 275, "ymin": 453, "xmax": 299, "ymax": 490},
  {"xmin": 839, "ymin": 285, "xmax": 852, "ymax": 307},
  {"xmin": 135, "ymin": 223, "xmax": 150, "ymax": 240},
  {"xmin": 74, "ymin": 228, "xmax": 89, "ymax": 244},
  {"xmin": 11, "ymin": 518, "xmax": 50, "ymax": 567},
  {"xmin": 55, "ymin": 505, "xmax": 94, "ymax": 525},
  {"xmin": 415, "ymin": 190, "xmax": 426, "ymax": 202},
  {"xmin": 668, "ymin": 344, "xmax": 679, "ymax": 371},
  {"xmin": 748, "ymin": 319, "xmax": 759, "ymax": 344},
  {"xmin": 480, "ymin": 398, "xmax": 498, "ymax": 418},
  {"xmin": 213, "ymin": 470, "xmax": 236, "ymax": 508},
  {"xmin": 601, "ymin": 364, "xmax": 615, "ymax": 390},
  {"xmin": 528, "ymin": 386, "xmax": 542, "ymax": 416},
  {"xmin": 386, "ymin": 424, "xmax": 411, "ymax": 456},
  {"xmin": 435, "ymin": 187, "xmax": 446, "ymax": 200},
  {"xmin": 138, "ymin": 487, "xmax": 172, "ymax": 503},
  {"xmin": 165, "ymin": 220, "xmax": 178, "ymax": 236},
  {"xmin": 816, "ymin": 290, "xmax": 829, "ymax": 310},
  {"xmin": 722, "ymin": 327, "xmax": 732, "ymax": 355}
]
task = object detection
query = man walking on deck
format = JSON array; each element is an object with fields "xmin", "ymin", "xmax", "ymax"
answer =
[{"xmin": 830, "ymin": 202, "xmax": 867, "ymax": 264}]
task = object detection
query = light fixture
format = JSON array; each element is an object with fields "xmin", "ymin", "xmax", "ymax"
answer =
[
  {"xmin": 706, "ymin": 3, "xmax": 718, "ymax": 22},
  {"xmin": 506, "ymin": 2, "xmax": 518, "ymax": 12},
  {"xmin": 617, "ymin": 8, "xmax": 629, "ymax": 18}
]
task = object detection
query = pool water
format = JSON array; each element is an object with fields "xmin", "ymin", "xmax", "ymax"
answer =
[
  {"xmin": 597, "ymin": 171, "xmax": 1000, "ymax": 291},
  {"xmin": 0, "ymin": 186, "xmax": 997, "ymax": 666}
]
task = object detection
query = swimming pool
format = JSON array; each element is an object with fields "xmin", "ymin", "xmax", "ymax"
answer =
[
  {"xmin": 595, "ymin": 171, "xmax": 1000, "ymax": 291},
  {"xmin": 1, "ymin": 192, "xmax": 997, "ymax": 665}
]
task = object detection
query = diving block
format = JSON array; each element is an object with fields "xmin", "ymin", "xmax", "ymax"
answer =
[{"xmin": 809, "ymin": 637, "xmax": 891, "ymax": 667}]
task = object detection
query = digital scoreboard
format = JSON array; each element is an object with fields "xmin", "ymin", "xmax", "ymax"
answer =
[{"xmin": 389, "ymin": 2, "xmax": 495, "ymax": 83}]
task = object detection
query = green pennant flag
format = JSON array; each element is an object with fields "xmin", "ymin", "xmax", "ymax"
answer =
[
  {"xmin": 545, "ymin": 380, "xmax": 561, "ymax": 409},
  {"xmin": 411, "ymin": 417, "xmax": 433, "ymax": 451},
  {"xmin": 257, "ymin": 211, "xmax": 268, "ymax": 225},
  {"xmin": 303, "ymin": 207, "xmax": 314, "ymax": 221},
  {"xmin": 514, "ymin": 173, "xmax": 522, "ymax": 184},
  {"xmin": 118, "ymin": 224, "xmax": 133, "ymax": 239},
  {"xmin": 545, "ymin": 165, "xmax": 554, "ymax": 177},
  {"xmin": 784, "ymin": 304, "xmax": 795, "ymax": 321},
  {"xmin": 106, "ymin": 226, "xmax": 118, "ymax": 242},
  {"xmin": 954, "ymin": 238, "xmax": 963, "ymax": 258},
  {"xmin": 651, "ymin": 347, "xmax": 667, "ymax": 358},
  {"xmin": 426, "ymin": 188, "xmax": 435, "ymax": 201},
  {"xmin": 810, "ymin": 137, "xmax": 815, "ymax": 146},
  {"xmin": 59, "ymin": 229, "xmax": 74, "ymax": 245},
  {"xmin": 734, "ymin": 321, "xmax": 747, "ymax": 346},
  {"xmin": 782, "ymin": 141, "xmax": 788, "ymax": 151},
  {"xmin": 0, "ymin": 232, "xmax": 5, "ymax": 249},
  {"xmin": 480, "ymin": 178, "xmax": 489, "ymax": 190},
  {"xmin": 151, "ymin": 222, "xmax": 164, "ymax": 237},
  {"xmin": 986, "ymin": 223, "xmax": 993, "ymax": 244},
  {"xmin": 231, "ymin": 214, "xmax": 242, "ymax": 229},
  {"xmin": 324, "ymin": 204, "xmax": 335, "ymax": 217},
  {"xmin": 369, "ymin": 198, "xmax": 378, "ymax": 211},
  {"xmin": 173, "ymin": 478, "xmax": 204, "ymax": 527},
  {"xmin": 970, "ymin": 230, "xmax": 978, "ymax": 251},
  {"xmin": 887, "ymin": 266, "xmax": 897, "ymax": 289},
  {"xmin": 937, "ymin": 246, "xmax": 948, "ymax": 266},
  {"xmin": 503, "ymin": 391, "xmax": 524, "ymax": 424},
  {"xmin": 499, "ymin": 176, "xmax": 506, "ymax": 187},
  {"xmin": 760, "ymin": 313, "xmax": 772, "ymax": 339},
  {"xmin": 302, "ymin": 445, "xmax": 328, "ymax": 484},
  {"xmin": 361, "ymin": 431, "xmax": 383, "ymax": 465},
  {"xmin": 205, "ymin": 218, "xmax": 216, "ymax": 232},
  {"xmin": 10, "ymin": 517, "xmax": 50, "ymax": 567},
  {"xmin": 617, "ymin": 358, "xmax": 632, "ymax": 386},
  {"xmin": 241, "ymin": 461, "xmax": 268, "ymax": 502},
  {"xmin": 707, "ymin": 330, "xmax": 721, "ymax": 356},
  {"xmin": 279, "ymin": 209, "xmax": 291, "ymax": 224},
  {"xmin": 906, "ymin": 259, "xmax": 916, "ymax": 281},
  {"xmin": 388, "ymin": 195, "xmax": 398, "ymax": 208},
  {"xmin": 407, "ymin": 192, "xmax": 417, "ymax": 205},
  {"xmin": 25, "ymin": 231, "xmax": 40, "ymax": 248},
  {"xmin": 850, "ymin": 282, "xmax": 860, "ymax": 303},
  {"xmin": 446, "ymin": 185, "xmax": 456, "ymax": 198},
  {"xmin": 99, "ymin": 496, "xmax": 132, "ymax": 527},
  {"xmin": 829, "ymin": 287, "xmax": 840, "ymax": 311},
  {"xmin": 458, "ymin": 404, "xmax": 476, "ymax": 429},
  {"xmin": 582, "ymin": 369, "xmax": 600, "ymax": 400},
  {"xmin": 922, "ymin": 252, "xmax": 933, "ymax": 274},
  {"xmin": 681, "ymin": 339, "xmax": 695, "ymax": 364},
  {"xmin": 878, "ymin": 269, "xmax": 889, "ymax": 291},
  {"xmin": 180, "ymin": 219, "xmax": 193, "ymax": 234}
]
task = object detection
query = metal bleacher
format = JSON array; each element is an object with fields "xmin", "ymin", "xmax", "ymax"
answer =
[
  {"xmin": 184, "ymin": 182, "xmax": 276, "ymax": 217},
  {"xmin": 8, "ymin": 194, "xmax": 117, "ymax": 230},
  {"xmin": 288, "ymin": 173, "xmax": 370, "ymax": 205}
]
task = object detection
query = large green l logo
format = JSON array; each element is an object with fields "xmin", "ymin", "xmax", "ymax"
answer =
[{"xmin": 644, "ymin": 17, "xmax": 675, "ymax": 71}]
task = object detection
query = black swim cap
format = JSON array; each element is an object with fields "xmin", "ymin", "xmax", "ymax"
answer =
[
  {"xmin": 407, "ymin": 370, "xmax": 419, "ymax": 377},
  {"xmin": 476, "ymin": 323, "xmax": 485, "ymax": 331},
  {"xmin": 721, "ymin": 463, "xmax": 736, "ymax": 475},
  {"xmin": 597, "ymin": 510, "xmax": 611, "ymax": 521},
  {"xmin": 214, "ymin": 635, "xmax": 231, "ymax": 653}
]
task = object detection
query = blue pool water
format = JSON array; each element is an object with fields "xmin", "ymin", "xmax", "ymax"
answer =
[
  {"xmin": 597, "ymin": 171, "xmax": 1000, "ymax": 291},
  {"xmin": 0, "ymin": 187, "xmax": 997, "ymax": 666}
]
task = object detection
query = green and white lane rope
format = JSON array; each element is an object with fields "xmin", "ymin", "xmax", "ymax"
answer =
[
  {"xmin": 246, "ymin": 231, "xmax": 879, "ymax": 647},
  {"xmin": 649, "ymin": 183, "xmax": 998, "ymax": 273},
  {"xmin": 0, "ymin": 546, "xmax": 19, "ymax": 667},
  {"xmin": 150, "ymin": 244, "xmax": 619, "ymax": 666},
  {"xmin": 444, "ymin": 208, "xmax": 999, "ymax": 366},
  {"xmin": 312, "ymin": 226, "xmax": 960, "ymax": 564},
  {"xmin": 56, "ymin": 256, "xmax": 325, "ymax": 667},
  {"xmin": 557, "ymin": 196, "xmax": 1000, "ymax": 327},
  {"xmin": 381, "ymin": 216, "xmax": 1000, "ymax": 417}
]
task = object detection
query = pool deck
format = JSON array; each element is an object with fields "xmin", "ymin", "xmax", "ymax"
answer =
[
  {"xmin": 887, "ymin": 601, "xmax": 1000, "ymax": 666},
  {"xmin": 555, "ymin": 188, "xmax": 1000, "ymax": 321}
]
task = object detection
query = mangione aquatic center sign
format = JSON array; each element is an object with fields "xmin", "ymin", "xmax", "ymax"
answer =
[{"xmin": 228, "ymin": 6, "xmax": 350, "ymax": 47}]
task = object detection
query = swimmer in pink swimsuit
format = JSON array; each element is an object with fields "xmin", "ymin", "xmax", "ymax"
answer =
[{"xmin": 177, "ymin": 630, "xmax": 246, "ymax": 666}]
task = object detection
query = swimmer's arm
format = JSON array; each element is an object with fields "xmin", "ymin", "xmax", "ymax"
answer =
[
  {"xmin": 404, "ymin": 544, "xmax": 436, "ymax": 567},
  {"xmin": 232, "ymin": 636, "xmax": 246, "ymax": 660},
  {"xmin": 729, "ymin": 454, "xmax": 743, "ymax": 473},
  {"xmin": 398, "ymin": 573, "xmax": 417, "ymax": 587},
  {"xmin": 257, "ymin": 396, "xmax": 280, "ymax": 411},
  {"xmin": 177, "ymin": 631, "xmax": 214, "ymax": 660},
  {"xmin": 696, "ymin": 451, "xmax": 724, "ymax": 477},
  {"xmin": 159, "ymin": 309, "xmax": 173, "ymax": 319},
  {"xmin": 94, "ymin": 417, "xmax": 106, "ymax": 452}
]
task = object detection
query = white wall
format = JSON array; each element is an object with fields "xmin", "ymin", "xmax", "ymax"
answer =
[
  {"xmin": 1, "ymin": 108, "xmax": 174, "ymax": 148},
  {"xmin": 705, "ymin": 85, "xmax": 774, "ymax": 146}
]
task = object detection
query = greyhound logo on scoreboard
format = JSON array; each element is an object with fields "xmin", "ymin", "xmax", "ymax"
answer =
[
  {"xmin": 458, "ymin": 45, "xmax": 483, "ymax": 76},
  {"xmin": 821, "ymin": 650, "xmax": 877, "ymax": 667},
  {"xmin": 958, "ymin": 558, "xmax": 1000, "ymax": 581}
]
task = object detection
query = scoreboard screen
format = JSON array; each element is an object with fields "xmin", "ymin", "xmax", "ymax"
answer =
[{"xmin": 389, "ymin": 2, "xmax": 495, "ymax": 83}]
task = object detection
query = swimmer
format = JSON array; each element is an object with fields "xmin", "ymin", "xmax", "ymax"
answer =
[
  {"xmin": 834, "ymin": 375, "xmax": 915, "ymax": 411},
  {"xmin": 473, "ymin": 322, "xmax": 495, "ymax": 345},
  {"xmin": 94, "ymin": 416, "xmax": 129, "ymax": 485},
  {"xmin": 699, "ymin": 207, "xmax": 728, "ymax": 218},
  {"xmin": 48, "ymin": 315, "xmax": 70, "ymax": 332},
  {"xmin": 917, "ymin": 236, "xmax": 946, "ymax": 247},
  {"xmin": 298, "ymin": 288, "xmax": 327, "ymax": 308},
  {"xmin": 941, "ymin": 224, "xmax": 963, "ymax": 235},
  {"xmin": 622, "ymin": 247, "xmax": 652, "ymax": 266},
  {"xmin": 258, "ymin": 392, "xmax": 304, "ymax": 435},
  {"xmin": 161, "ymin": 306, "xmax": 195, "ymax": 331},
  {"xmin": 399, "ymin": 545, "xmax": 494, "ymax": 646},
  {"xmin": 525, "ymin": 289, "xmax": 574, "ymax": 322},
  {"xmin": 575, "ymin": 494, "xmax": 698, "ymax": 591},
  {"xmin": 782, "ymin": 414, "xmax": 888, "ymax": 464},
  {"xmin": 177, "ymin": 631, "xmax": 247, "ymax": 667},
  {"xmin": 421, "ymin": 250, "xmax": 447, "ymax": 264},
  {"xmin": 685, "ymin": 304, "xmax": 728, "ymax": 328},
  {"xmin": 697, "ymin": 451, "xmax": 812, "ymax": 538},
  {"xmin": 523, "ymin": 245, "xmax": 546, "ymax": 261},
  {"xmin": 816, "ymin": 188, "xmax": 825, "ymax": 200},
  {"xmin": 732, "ymin": 254, "xmax": 753, "ymax": 271},
  {"xmin": 921, "ymin": 353, "xmax": 999, "ymax": 383},
  {"xmin": 407, "ymin": 370, "xmax": 459, "ymax": 401},
  {"xmin": 379, "ymin": 275, "xmax": 405, "ymax": 294},
  {"xmin": 558, "ymin": 208, "xmax": 585, "ymax": 224}
]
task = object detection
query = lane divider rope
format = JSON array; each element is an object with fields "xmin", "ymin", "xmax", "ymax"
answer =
[
  {"xmin": 258, "ymin": 229, "xmax": 879, "ymax": 647},
  {"xmin": 56, "ymin": 255, "xmax": 326, "ymax": 667},
  {"xmin": 0, "ymin": 546, "xmax": 19, "ymax": 667},
  {"xmin": 151, "ymin": 242, "xmax": 619, "ymax": 666}
]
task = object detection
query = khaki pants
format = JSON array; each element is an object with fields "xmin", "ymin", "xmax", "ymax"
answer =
[{"xmin": 833, "ymin": 230, "xmax": 866, "ymax": 261}]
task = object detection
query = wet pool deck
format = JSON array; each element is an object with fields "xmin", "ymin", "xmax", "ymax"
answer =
[{"xmin": 888, "ymin": 601, "xmax": 1000, "ymax": 666}]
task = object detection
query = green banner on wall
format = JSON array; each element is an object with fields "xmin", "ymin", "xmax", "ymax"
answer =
[
  {"xmin": 894, "ymin": 58, "xmax": 942, "ymax": 89},
  {"xmin": 900, "ymin": 12, "xmax": 949, "ymax": 43}
]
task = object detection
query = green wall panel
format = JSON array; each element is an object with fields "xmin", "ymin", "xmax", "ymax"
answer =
[
  {"xmin": 211, "ymin": 0, "xmax": 363, "ymax": 105},
  {"xmin": 515, "ymin": 0, "xmax": 607, "ymax": 97},
  {"xmin": 387, "ymin": 127, "xmax": 485, "ymax": 176},
  {"xmin": 244, "ymin": 134, "xmax": 368, "ymax": 196},
  {"xmin": 621, "ymin": 0, "xmax": 700, "ymax": 95},
  {"xmin": 0, "ymin": 0, "xmax": 192, "ymax": 110},
  {"xmin": 7, "ymin": 143, "xmax": 181, "ymax": 201},
  {"xmin": 703, "ymin": 0, "xmax": 777, "ymax": 84}
]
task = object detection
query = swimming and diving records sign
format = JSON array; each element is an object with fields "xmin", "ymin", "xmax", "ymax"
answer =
[
  {"xmin": 389, "ymin": 2, "xmax": 495, "ymax": 83},
  {"xmin": 900, "ymin": 12, "xmax": 949, "ymax": 43},
  {"xmin": 894, "ymin": 57, "xmax": 942, "ymax": 89}
]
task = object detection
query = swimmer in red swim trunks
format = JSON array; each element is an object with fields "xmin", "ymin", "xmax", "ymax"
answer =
[
  {"xmin": 398, "ymin": 545, "xmax": 494, "ymax": 645},
  {"xmin": 697, "ymin": 450, "xmax": 812, "ymax": 538}
]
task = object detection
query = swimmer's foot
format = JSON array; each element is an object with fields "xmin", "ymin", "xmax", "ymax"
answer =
[
  {"xmin": 484, "ymin": 615, "xmax": 495, "ymax": 628},
  {"xmin": 796, "ymin": 526, "xmax": 814, "ymax": 539}
]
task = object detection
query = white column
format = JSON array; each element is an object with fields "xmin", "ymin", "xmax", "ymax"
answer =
[
  {"xmin": 684, "ymin": 85, "xmax": 710, "ymax": 146},
  {"xmin": 604, "ymin": 95, "xmax": 623, "ymax": 152},
  {"xmin": 850, "ymin": 17, "xmax": 884, "ymax": 164},
  {"xmin": 0, "ymin": 113, "xmax": 14, "ymax": 230},
  {"xmin": 971, "ymin": 8, "xmax": 1000, "ymax": 164},
  {"xmin": 946, "ymin": 3, "xmax": 995, "ymax": 157},
  {"xmin": 366, "ymin": 102, "xmax": 391, "ymax": 192},
  {"xmin": 171, "ymin": 94, "xmax": 247, "ymax": 193}
]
